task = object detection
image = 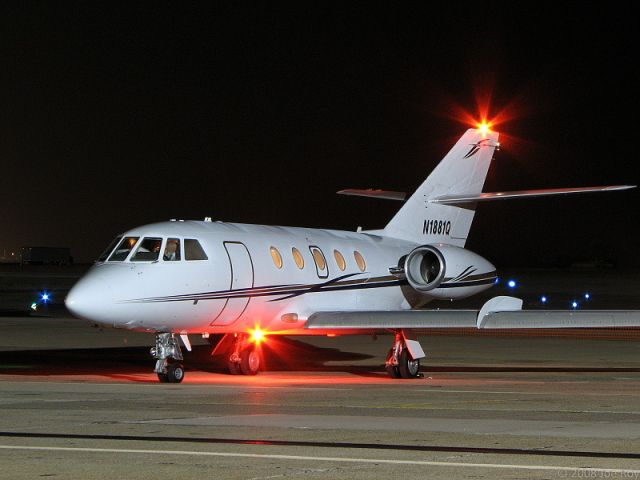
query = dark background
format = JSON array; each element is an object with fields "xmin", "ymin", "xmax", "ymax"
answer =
[{"xmin": 1, "ymin": 3, "xmax": 638, "ymax": 266}]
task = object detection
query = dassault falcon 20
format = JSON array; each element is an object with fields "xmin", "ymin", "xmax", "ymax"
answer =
[{"xmin": 65, "ymin": 126, "xmax": 638, "ymax": 382}]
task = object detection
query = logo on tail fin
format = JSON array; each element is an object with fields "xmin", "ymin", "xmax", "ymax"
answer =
[{"xmin": 463, "ymin": 138, "xmax": 492, "ymax": 159}]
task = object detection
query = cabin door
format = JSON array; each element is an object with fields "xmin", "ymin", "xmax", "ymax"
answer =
[{"xmin": 211, "ymin": 241, "xmax": 254, "ymax": 326}]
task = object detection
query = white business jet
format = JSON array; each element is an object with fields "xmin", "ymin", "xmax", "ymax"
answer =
[{"xmin": 65, "ymin": 126, "xmax": 638, "ymax": 382}]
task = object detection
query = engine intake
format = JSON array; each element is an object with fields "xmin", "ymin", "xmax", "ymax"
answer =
[{"xmin": 404, "ymin": 246, "xmax": 446, "ymax": 292}]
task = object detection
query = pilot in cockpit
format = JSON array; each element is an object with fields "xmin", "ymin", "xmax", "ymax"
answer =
[{"xmin": 163, "ymin": 239, "xmax": 180, "ymax": 261}]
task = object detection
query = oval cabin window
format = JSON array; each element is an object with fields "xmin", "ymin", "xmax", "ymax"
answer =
[
  {"xmin": 354, "ymin": 250, "xmax": 366, "ymax": 272},
  {"xmin": 311, "ymin": 248, "xmax": 326, "ymax": 271},
  {"xmin": 270, "ymin": 246, "xmax": 283, "ymax": 269},
  {"xmin": 334, "ymin": 249, "xmax": 346, "ymax": 271},
  {"xmin": 292, "ymin": 247, "xmax": 304, "ymax": 269}
]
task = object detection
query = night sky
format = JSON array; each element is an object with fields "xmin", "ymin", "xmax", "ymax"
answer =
[{"xmin": 1, "ymin": 3, "xmax": 638, "ymax": 266}]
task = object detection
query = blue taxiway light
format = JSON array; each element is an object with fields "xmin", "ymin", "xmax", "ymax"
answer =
[
  {"xmin": 584, "ymin": 293, "xmax": 591, "ymax": 300},
  {"xmin": 507, "ymin": 280, "xmax": 516, "ymax": 288},
  {"xmin": 40, "ymin": 292, "xmax": 50, "ymax": 303},
  {"xmin": 571, "ymin": 301, "xmax": 579, "ymax": 309},
  {"xmin": 540, "ymin": 296, "xmax": 547, "ymax": 303}
]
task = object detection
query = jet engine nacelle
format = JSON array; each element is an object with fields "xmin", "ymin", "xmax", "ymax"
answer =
[{"xmin": 403, "ymin": 244, "xmax": 496, "ymax": 300}]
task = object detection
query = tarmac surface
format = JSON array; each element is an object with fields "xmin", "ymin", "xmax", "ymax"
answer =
[
  {"xmin": 1, "ymin": 266, "xmax": 640, "ymax": 478},
  {"xmin": 1, "ymin": 313, "xmax": 640, "ymax": 479}
]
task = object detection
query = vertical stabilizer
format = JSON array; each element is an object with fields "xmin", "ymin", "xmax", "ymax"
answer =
[{"xmin": 383, "ymin": 128, "xmax": 499, "ymax": 246}]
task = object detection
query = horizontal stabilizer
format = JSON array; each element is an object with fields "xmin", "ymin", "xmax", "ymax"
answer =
[
  {"xmin": 430, "ymin": 185, "xmax": 636, "ymax": 205},
  {"xmin": 337, "ymin": 189, "xmax": 406, "ymax": 201}
]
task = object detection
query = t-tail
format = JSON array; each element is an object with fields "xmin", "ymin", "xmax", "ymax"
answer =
[{"xmin": 383, "ymin": 128, "xmax": 499, "ymax": 246}]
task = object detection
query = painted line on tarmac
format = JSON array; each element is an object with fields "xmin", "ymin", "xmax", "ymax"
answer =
[
  {"xmin": 417, "ymin": 388, "xmax": 639, "ymax": 396},
  {"xmin": 1, "ymin": 444, "xmax": 640, "ymax": 474},
  {"xmin": 1, "ymin": 432, "xmax": 639, "ymax": 459}
]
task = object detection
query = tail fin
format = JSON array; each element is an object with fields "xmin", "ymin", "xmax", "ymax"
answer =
[{"xmin": 383, "ymin": 128, "xmax": 499, "ymax": 246}]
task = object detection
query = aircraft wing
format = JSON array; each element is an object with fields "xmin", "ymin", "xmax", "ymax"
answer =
[
  {"xmin": 305, "ymin": 297, "xmax": 640, "ymax": 330},
  {"xmin": 306, "ymin": 310, "xmax": 478, "ymax": 329},
  {"xmin": 429, "ymin": 185, "xmax": 635, "ymax": 205},
  {"xmin": 480, "ymin": 310, "xmax": 640, "ymax": 328}
]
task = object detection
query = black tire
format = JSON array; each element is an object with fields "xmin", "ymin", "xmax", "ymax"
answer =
[
  {"xmin": 385, "ymin": 348, "xmax": 401, "ymax": 378},
  {"xmin": 228, "ymin": 361, "xmax": 240, "ymax": 375},
  {"xmin": 157, "ymin": 373, "xmax": 169, "ymax": 383},
  {"xmin": 166, "ymin": 363, "xmax": 185, "ymax": 383},
  {"xmin": 385, "ymin": 364, "xmax": 401, "ymax": 378},
  {"xmin": 240, "ymin": 347, "xmax": 260, "ymax": 375},
  {"xmin": 398, "ymin": 349, "xmax": 420, "ymax": 379}
]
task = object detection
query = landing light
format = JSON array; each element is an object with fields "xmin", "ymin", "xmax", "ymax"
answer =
[{"xmin": 249, "ymin": 327, "xmax": 266, "ymax": 344}]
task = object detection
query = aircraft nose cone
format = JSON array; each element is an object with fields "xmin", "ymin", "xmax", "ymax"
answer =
[{"xmin": 65, "ymin": 275, "xmax": 113, "ymax": 324}]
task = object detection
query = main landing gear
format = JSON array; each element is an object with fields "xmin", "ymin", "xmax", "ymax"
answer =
[
  {"xmin": 385, "ymin": 331, "xmax": 425, "ymax": 379},
  {"xmin": 227, "ymin": 333, "xmax": 260, "ymax": 375},
  {"xmin": 151, "ymin": 333, "xmax": 185, "ymax": 383}
]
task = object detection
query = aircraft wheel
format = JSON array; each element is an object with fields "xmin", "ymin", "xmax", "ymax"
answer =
[
  {"xmin": 240, "ymin": 347, "xmax": 260, "ymax": 375},
  {"xmin": 385, "ymin": 365, "xmax": 401, "ymax": 378},
  {"xmin": 385, "ymin": 348, "xmax": 401, "ymax": 378},
  {"xmin": 398, "ymin": 349, "xmax": 420, "ymax": 379},
  {"xmin": 228, "ymin": 361, "xmax": 240, "ymax": 375},
  {"xmin": 166, "ymin": 363, "xmax": 185, "ymax": 383}
]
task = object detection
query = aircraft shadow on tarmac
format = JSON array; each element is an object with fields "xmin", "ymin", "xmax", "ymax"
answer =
[
  {"xmin": 0, "ymin": 336, "xmax": 380, "ymax": 378},
  {"xmin": 1, "ymin": 335, "xmax": 640, "ymax": 380}
]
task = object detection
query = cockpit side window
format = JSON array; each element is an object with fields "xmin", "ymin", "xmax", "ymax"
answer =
[
  {"xmin": 98, "ymin": 236, "xmax": 122, "ymax": 262},
  {"xmin": 184, "ymin": 239, "xmax": 208, "ymax": 260},
  {"xmin": 130, "ymin": 237, "xmax": 163, "ymax": 262},
  {"xmin": 163, "ymin": 238, "xmax": 181, "ymax": 261},
  {"xmin": 108, "ymin": 236, "xmax": 140, "ymax": 261}
]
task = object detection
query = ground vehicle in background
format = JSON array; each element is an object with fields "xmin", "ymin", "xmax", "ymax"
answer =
[{"xmin": 21, "ymin": 247, "xmax": 72, "ymax": 266}]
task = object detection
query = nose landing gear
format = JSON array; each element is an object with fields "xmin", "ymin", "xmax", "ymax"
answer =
[{"xmin": 151, "ymin": 333, "xmax": 185, "ymax": 383}]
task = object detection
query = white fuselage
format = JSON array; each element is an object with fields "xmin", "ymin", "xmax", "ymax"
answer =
[{"xmin": 66, "ymin": 220, "xmax": 497, "ymax": 335}]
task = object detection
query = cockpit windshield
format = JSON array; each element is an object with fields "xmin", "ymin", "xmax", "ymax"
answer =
[
  {"xmin": 130, "ymin": 237, "xmax": 163, "ymax": 262},
  {"xmin": 103, "ymin": 236, "xmax": 207, "ymax": 262},
  {"xmin": 108, "ymin": 237, "xmax": 140, "ymax": 261},
  {"xmin": 163, "ymin": 238, "xmax": 181, "ymax": 261},
  {"xmin": 185, "ymin": 239, "xmax": 208, "ymax": 260},
  {"xmin": 97, "ymin": 237, "xmax": 122, "ymax": 262}
]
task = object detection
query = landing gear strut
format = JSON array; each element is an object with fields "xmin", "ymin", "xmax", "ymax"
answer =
[
  {"xmin": 151, "ymin": 333, "xmax": 185, "ymax": 383},
  {"xmin": 227, "ymin": 333, "xmax": 260, "ymax": 375},
  {"xmin": 385, "ymin": 331, "xmax": 424, "ymax": 379}
]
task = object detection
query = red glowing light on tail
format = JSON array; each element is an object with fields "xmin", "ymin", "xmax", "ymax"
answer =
[{"xmin": 477, "ymin": 121, "xmax": 492, "ymax": 135}]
